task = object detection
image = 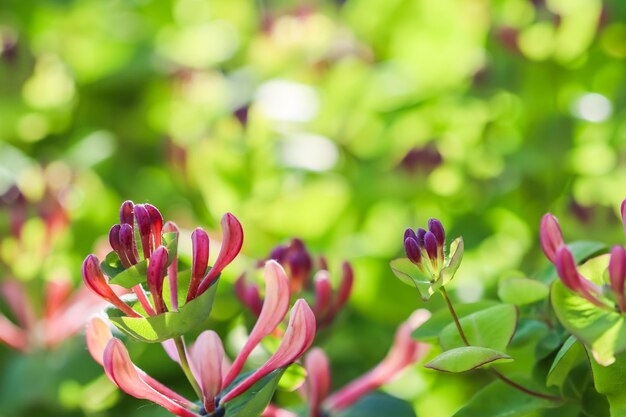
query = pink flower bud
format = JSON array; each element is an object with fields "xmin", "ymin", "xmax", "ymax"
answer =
[
  {"xmin": 189, "ymin": 331, "xmax": 225, "ymax": 413},
  {"xmin": 234, "ymin": 275, "xmax": 263, "ymax": 316},
  {"xmin": 224, "ymin": 260, "xmax": 291, "ymax": 387},
  {"xmin": 82, "ymin": 255, "xmax": 141, "ymax": 318},
  {"xmin": 222, "ymin": 299, "xmax": 316, "ymax": 403},
  {"xmin": 187, "ymin": 227, "xmax": 210, "ymax": 301},
  {"xmin": 540, "ymin": 214, "xmax": 565, "ymax": 263},
  {"xmin": 119, "ymin": 223, "xmax": 139, "ymax": 265},
  {"xmin": 145, "ymin": 204, "xmax": 163, "ymax": 248},
  {"xmin": 305, "ymin": 348, "xmax": 331, "ymax": 417},
  {"xmin": 335, "ymin": 262, "xmax": 354, "ymax": 312},
  {"xmin": 609, "ymin": 245, "xmax": 626, "ymax": 311},
  {"xmin": 120, "ymin": 200, "xmax": 134, "ymax": 225},
  {"xmin": 554, "ymin": 247, "xmax": 603, "ymax": 307},
  {"xmin": 103, "ymin": 339, "xmax": 197, "ymax": 417},
  {"xmin": 109, "ymin": 224, "xmax": 128, "ymax": 266},
  {"xmin": 621, "ymin": 199, "xmax": 626, "ymax": 237},
  {"xmin": 198, "ymin": 213, "xmax": 243, "ymax": 295},
  {"xmin": 133, "ymin": 204, "xmax": 154, "ymax": 259},
  {"xmin": 163, "ymin": 221, "xmax": 180, "ymax": 309},
  {"xmin": 147, "ymin": 246, "xmax": 169, "ymax": 314},
  {"xmin": 313, "ymin": 271, "xmax": 332, "ymax": 318}
]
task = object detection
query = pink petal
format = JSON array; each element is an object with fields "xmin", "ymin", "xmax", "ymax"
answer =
[
  {"xmin": 0, "ymin": 313, "xmax": 29, "ymax": 352},
  {"xmin": 86, "ymin": 317, "xmax": 113, "ymax": 366},
  {"xmin": 189, "ymin": 331, "xmax": 225, "ymax": 413},
  {"xmin": 235, "ymin": 275, "xmax": 263, "ymax": 316},
  {"xmin": 555, "ymin": 247, "xmax": 603, "ymax": 306},
  {"xmin": 224, "ymin": 260, "xmax": 291, "ymax": 387},
  {"xmin": 334, "ymin": 262, "xmax": 354, "ymax": 311},
  {"xmin": 187, "ymin": 227, "xmax": 210, "ymax": 301},
  {"xmin": 103, "ymin": 339, "xmax": 197, "ymax": 417},
  {"xmin": 222, "ymin": 299, "xmax": 316, "ymax": 403},
  {"xmin": 147, "ymin": 246, "xmax": 169, "ymax": 313},
  {"xmin": 44, "ymin": 278, "xmax": 73, "ymax": 319},
  {"xmin": 119, "ymin": 223, "xmax": 139, "ymax": 265},
  {"xmin": 163, "ymin": 221, "xmax": 180, "ymax": 310},
  {"xmin": 609, "ymin": 246, "xmax": 626, "ymax": 297},
  {"xmin": 82, "ymin": 255, "xmax": 142, "ymax": 318},
  {"xmin": 540, "ymin": 214, "xmax": 565, "ymax": 264},
  {"xmin": 133, "ymin": 204, "xmax": 154, "ymax": 259},
  {"xmin": 119, "ymin": 200, "xmax": 135, "ymax": 225},
  {"xmin": 325, "ymin": 309, "xmax": 430, "ymax": 411},
  {"xmin": 305, "ymin": 348, "xmax": 331, "ymax": 417},
  {"xmin": 313, "ymin": 271, "xmax": 332, "ymax": 319},
  {"xmin": 262, "ymin": 405, "xmax": 299, "ymax": 417},
  {"xmin": 145, "ymin": 204, "xmax": 163, "ymax": 248},
  {"xmin": 197, "ymin": 213, "xmax": 243, "ymax": 295},
  {"xmin": 0, "ymin": 280, "xmax": 36, "ymax": 330}
]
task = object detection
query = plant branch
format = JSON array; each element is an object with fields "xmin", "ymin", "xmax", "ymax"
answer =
[
  {"xmin": 174, "ymin": 336, "xmax": 203, "ymax": 400},
  {"xmin": 438, "ymin": 287, "xmax": 561, "ymax": 402}
]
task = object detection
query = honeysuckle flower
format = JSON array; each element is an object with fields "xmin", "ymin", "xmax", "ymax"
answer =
[
  {"xmin": 87, "ymin": 291, "xmax": 316, "ymax": 417},
  {"xmin": 0, "ymin": 278, "xmax": 106, "ymax": 352},
  {"xmin": 262, "ymin": 309, "xmax": 430, "ymax": 417},
  {"xmin": 540, "ymin": 209, "xmax": 626, "ymax": 310},
  {"xmin": 82, "ymin": 201, "xmax": 243, "ymax": 319},
  {"xmin": 236, "ymin": 239, "xmax": 353, "ymax": 327}
]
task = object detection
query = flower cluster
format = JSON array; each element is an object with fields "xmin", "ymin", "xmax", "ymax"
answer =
[
  {"xmin": 540, "ymin": 204, "xmax": 626, "ymax": 310},
  {"xmin": 263, "ymin": 310, "xmax": 430, "ymax": 417},
  {"xmin": 82, "ymin": 200, "xmax": 243, "ymax": 318},
  {"xmin": 0, "ymin": 278, "xmax": 104, "ymax": 351},
  {"xmin": 235, "ymin": 238, "xmax": 353, "ymax": 327},
  {"xmin": 87, "ymin": 261, "xmax": 316, "ymax": 417}
]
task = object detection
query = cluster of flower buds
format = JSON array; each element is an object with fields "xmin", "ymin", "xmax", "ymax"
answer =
[
  {"xmin": 541, "ymin": 206, "xmax": 626, "ymax": 311},
  {"xmin": 402, "ymin": 218, "xmax": 464, "ymax": 287},
  {"xmin": 235, "ymin": 238, "xmax": 353, "ymax": 327},
  {"xmin": 87, "ymin": 261, "xmax": 316, "ymax": 417},
  {"xmin": 262, "ymin": 310, "xmax": 430, "ymax": 417},
  {"xmin": 0, "ymin": 278, "xmax": 105, "ymax": 351},
  {"xmin": 82, "ymin": 200, "xmax": 243, "ymax": 318}
]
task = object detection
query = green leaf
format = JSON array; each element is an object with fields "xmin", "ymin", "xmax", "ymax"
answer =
[
  {"xmin": 277, "ymin": 363, "xmax": 307, "ymax": 392},
  {"xmin": 411, "ymin": 301, "xmax": 498, "ymax": 343},
  {"xmin": 452, "ymin": 381, "xmax": 560, "ymax": 417},
  {"xmin": 536, "ymin": 241, "xmax": 607, "ymax": 284},
  {"xmin": 223, "ymin": 369, "xmax": 285, "ymax": 417},
  {"xmin": 440, "ymin": 237, "xmax": 464, "ymax": 286},
  {"xmin": 389, "ymin": 258, "xmax": 437, "ymax": 301},
  {"xmin": 106, "ymin": 274, "xmax": 218, "ymax": 343},
  {"xmin": 106, "ymin": 232, "xmax": 179, "ymax": 288},
  {"xmin": 546, "ymin": 336, "xmax": 586, "ymax": 389},
  {"xmin": 439, "ymin": 304, "xmax": 518, "ymax": 352},
  {"xmin": 336, "ymin": 392, "xmax": 416, "ymax": 417},
  {"xmin": 590, "ymin": 351, "xmax": 626, "ymax": 417},
  {"xmin": 551, "ymin": 254, "xmax": 626, "ymax": 366},
  {"xmin": 498, "ymin": 277, "xmax": 549, "ymax": 305},
  {"xmin": 425, "ymin": 346, "xmax": 512, "ymax": 373}
]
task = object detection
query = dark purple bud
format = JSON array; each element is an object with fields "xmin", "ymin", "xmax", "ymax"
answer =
[
  {"xmin": 416, "ymin": 228, "xmax": 426, "ymax": 247},
  {"xmin": 424, "ymin": 232, "xmax": 438, "ymax": 261},
  {"xmin": 119, "ymin": 224, "xmax": 139, "ymax": 265},
  {"xmin": 109, "ymin": 225, "xmax": 122, "ymax": 252},
  {"xmin": 133, "ymin": 204, "xmax": 153, "ymax": 259},
  {"xmin": 404, "ymin": 228, "xmax": 417, "ymax": 242},
  {"xmin": 270, "ymin": 245, "xmax": 288, "ymax": 263},
  {"xmin": 428, "ymin": 219, "xmax": 445, "ymax": 247},
  {"xmin": 120, "ymin": 200, "xmax": 134, "ymax": 225},
  {"xmin": 609, "ymin": 245, "xmax": 626, "ymax": 298},
  {"xmin": 404, "ymin": 238, "xmax": 421, "ymax": 265},
  {"xmin": 147, "ymin": 246, "xmax": 169, "ymax": 314}
]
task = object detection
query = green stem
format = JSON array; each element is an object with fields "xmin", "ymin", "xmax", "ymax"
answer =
[
  {"xmin": 438, "ymin": 287, "xmax": 561, "ymax": 402},
  {"xmin": 174, "ymin": 337, "xmax": 203, "ymax": 400}
]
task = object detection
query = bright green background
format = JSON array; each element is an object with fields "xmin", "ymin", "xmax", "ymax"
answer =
[{"xmin": 1, "ymin": 0, "xmax": 626, "ymax": 416}]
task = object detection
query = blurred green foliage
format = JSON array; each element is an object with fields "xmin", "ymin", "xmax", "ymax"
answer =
[{"xmin": 1, "ymin": 0, "xmax": 626, "ymax": 416}]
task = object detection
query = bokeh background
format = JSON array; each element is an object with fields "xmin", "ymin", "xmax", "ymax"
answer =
[{"xmin": 0, "ymin": 0, "xmax": 625, "ymax": 416}]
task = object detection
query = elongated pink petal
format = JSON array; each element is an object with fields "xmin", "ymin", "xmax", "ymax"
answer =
[
  {"xmin": 103, "ymin": 339, "xmax": 197, "ymax": 417},
  {"xmin": 326, "ymin": 310, "xmax": 430, "ymax": 411},
  {"xmin": 187, "ymin": 227, "xmax": 210, "ymax": 301},
  {"xmin": 555, "ymin": 247, "xmax": 603, "ymax": 306},
  {"xmin": 198, "ymin": 213, "xmax": 243, "ymax": 294},
  {"xmin": 189, "ymin": 331, "xmax": 224, "ymax": 413},
  {"xmin": 335, "ymin": 261, "xmax": 354, "ymax": 310},
  {"xmin": 305, "ymin": 348, "xmax": 331, "ymax": 417},
  {"xmin": 1, "ymin": 280, "xmax": 36, "ymax": 330},
  {"xmin": 262, "ymin": 405, "xmax": 299, "ymax": 417},
  {"xmin": 540, "ymin": 214, "xmax": 565, "ymax": 264},
  {"xmin": 146, "ymin": 204, "xmax": 163, "ymax": 248},
  {"xmin": 622, "ymin": 199, "xmax": 626, "ymax": 238},
  {"xmin": 134, "ymin": 204, "xmax": 153, "ymax": 259},
  {"xmin": 222, "ymin": 299, "xmax": 316, "ymax": 403},
  {"xmin": 609, "ymin": 246, "xmax": 626, "ymax": 298},
  {"xmin": 86, "ymin": 317, "xmax": 113, "ymax": 366},
  {"xmin": 132, "ymin": 285, "xmax": 156, "ymax": 316},
  {"xmin": 82, "ymin": 255, "xmax": 141, "ymax": 318},
  {"xmin": 44, "ymin": 278, "xmax": 73, "ymax": 319},
  {"xmin": 313, "ymin": 271, "xmax": 332, "ymax": 319},
  {"xmin": 147, "ymin": 246, "xmax": 169, "ymax": 313},
  {"xmin": 224, "ymin": 260, "xmax": 291, "ymax": 387},
  {"xmin": 0, "ymin": 314, "xmax": 29, "ymax": 351},
  {"xmin": 163, "ymin": 221, "xmax": 180, "ymax": 310}
]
